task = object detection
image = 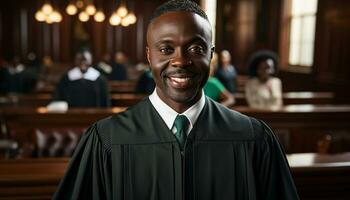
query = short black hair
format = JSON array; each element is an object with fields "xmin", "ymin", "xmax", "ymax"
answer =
[
  {"xmin": 150, "ymin": 0, "xmax": 209, "ymax": 23},
  {"xmin": 247, "ymin": 50, "xmax": 279, "ymax": 77}
]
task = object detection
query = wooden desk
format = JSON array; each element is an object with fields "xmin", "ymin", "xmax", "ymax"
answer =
[
  {"xmin": 288, "ymin": 153, "xmax": 350, "ymax": 200},
  {"xmin": 233, "ymin": 104, "xmax": 350, "ymax": 153},
  {"xmin": 0, "ymin": 158, "xmax": 68, "ymax": 200},
  {"xmin": 234, "ymin": 91, "xmax": 334, "ymax": 105}
]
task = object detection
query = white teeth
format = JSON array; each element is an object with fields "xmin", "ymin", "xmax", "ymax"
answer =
[{"xmin": 171, "ymin": 77, "xmax": 190, "ymax": 83}]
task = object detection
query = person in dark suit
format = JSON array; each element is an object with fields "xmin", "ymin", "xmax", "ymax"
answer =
[
  {"xmin": 110, "ymin": 51, "xmax": 128, "ymax": 81},
  {"xmin": 0, "ymin": 56, "xmax": 38, "ymax": 94},
  {"xmin": 215, "ymin": 50, "xmax": 238, "ymax": 94},
  {"xmin": 52, "ymin": 50, "xmax": 111, "ymax": 108},
  {"xmin": 54, "ymin": 1, "xmax": 299, "ymax": 199}
]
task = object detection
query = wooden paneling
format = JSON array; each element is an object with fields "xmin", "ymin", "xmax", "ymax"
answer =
[
  {"xmin": 0, "ymin": 0, "xmax": 165, "ymax": 63},
  {"xmin": 313, "ymin": 0, "xmax": 350, "ymax": 103},
  {"xmin": 215, "ymin": 0, "xmax": 257, "ymax": 72}
]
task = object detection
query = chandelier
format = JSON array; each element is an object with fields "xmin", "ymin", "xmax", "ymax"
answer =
[
  {"xmin": 35, "ymin": 3, "xmax": 62, "ymax": 24},
  {"xmin": 35, "ymin": 0, "xmax": 136, "ymax": 26},
  {"xmin": 66, "ymin": 0, "xmax": 105, "ymax": 22},
  {"xmin": 66, "ymin": 0, "xmax": 137, "ymax": 26},
  {"xmin": 109, "ymin": 0, "xmax": 137, "ymax": 26}
]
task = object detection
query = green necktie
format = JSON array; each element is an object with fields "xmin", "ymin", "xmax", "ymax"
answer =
[{"xmin": 174, "ymin": 115, "xmax": 189, "ymax": 150}]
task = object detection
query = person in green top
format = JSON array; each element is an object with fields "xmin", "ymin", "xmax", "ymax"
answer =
[{"xmin": 204, "ymin": 52, "xmax": 235, "ymax": 107}]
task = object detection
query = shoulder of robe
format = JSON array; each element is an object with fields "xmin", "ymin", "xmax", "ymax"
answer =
[
  {"xmin": 94, "ymin": 98, "xmax": 167, "ymax": 144},
  {"xmin": 203, "ymin": 98, "xmax": 267, "ymax": 141}
]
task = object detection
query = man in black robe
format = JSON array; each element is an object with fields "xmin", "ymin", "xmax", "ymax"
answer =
[
  {"xmin": 54, "ymin": 1, "xmax": 299, "ymax": 199},
  {"xmin": 52, "ymin": 50, "xmax": 111, "ymax": 108}
]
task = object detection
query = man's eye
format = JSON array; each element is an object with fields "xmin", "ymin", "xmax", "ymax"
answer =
[
  {"xmin": 159, "ymin": 47, "xmax": 174, "ymax": 54},
  {"xmin": 189, "ymin": 46, "xmax": 205, "ymax": 54}
]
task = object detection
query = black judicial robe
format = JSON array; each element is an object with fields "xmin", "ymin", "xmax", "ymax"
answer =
[
  {"xmin": 52, "ymin": 74, "xmax": 111, "ymax": 108},
  {"xmin": 53, "ymin": 98, "xmax": 299, "ymax": 200}
]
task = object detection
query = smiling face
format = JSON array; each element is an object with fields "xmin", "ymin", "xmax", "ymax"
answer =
[{"xmin": 146, "ymin": 11, "xmax": 213, "ymax": 112}]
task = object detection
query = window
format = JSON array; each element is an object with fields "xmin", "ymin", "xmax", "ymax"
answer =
[
  {"xmin": 201, "ymin": 0, "xmax": 217, "ymax": 44},
  {"xmin": 280, "ymin": 0, "xmax": 318, "ymax": 71}
]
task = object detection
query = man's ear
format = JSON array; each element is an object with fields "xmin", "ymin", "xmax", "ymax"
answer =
[
  {"xmin": 210, "ymin": 46, "xmax": 215, "ymax": 59},
  {"xmin": 146, "ymin": 46, "xmax": 151, "ymax": 64}
]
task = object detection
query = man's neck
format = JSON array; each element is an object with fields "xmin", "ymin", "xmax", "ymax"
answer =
[{"xmin": 156, "ymin": 88, "xmax": 202, "ymax": 114}]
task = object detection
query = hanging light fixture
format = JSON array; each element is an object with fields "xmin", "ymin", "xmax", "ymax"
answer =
[
  {"xmin": 78, "ymin": 11, "xmax": 90, "ymax": 22},
  {"xmin": 109, "ymin": 0, "xmax": 137, "ymax": 26},
  {"xmin": 66, "ymin": 3, "xmax": 78, "ymax": 15},
  {"xmin": 85, "ymin": 4, "xmax": 96, "ymax": 15},
  {"xmin": 35, "ymin": 2, "xmax": 62, "ymax": 24},
  {"xmin": 42, "ymin": 3, "xmax": 53, "ymax": 15},
  {"xmin": 109, "ymin": 12, "xmax": 121, "ymax": 26},
  {"xmin": 116, "ymin": 6, "xmax": 128, "ymax": 18},
  {"xmin": 94, "ymin": 10, "xmax": 105, "ymax": 22},
  {"xmin": 65, "ymin": 0, "xmax": 105, "ymax": 23},
  {"xmin": 35, "ymin": 11, "xmax": 46, "ymax": 22},
  {"xmin": 125, "ymin": 12, "xmax": 136, "ymax": 24}
]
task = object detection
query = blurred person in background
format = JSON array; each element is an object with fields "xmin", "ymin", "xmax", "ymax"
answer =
[
  {"xmin": 204, "ymin": 52, "xmax": 235, "ymax": 107},
  {"xmin": 1, "ymin": 55, "xmax": 38, "ymax": 94},
  {"xmin": 110, "ymin": 51, "xmax": 128, "ymax": 81},
  {"xmin": 95, "ymin": 53, "xmax": 113, "ymax": 79},
  {"xmin": 245, "ymin": 50, "xmax": 282, "ymax": 110},
  {"xmin": 51, "ymin": 49, "xmax": 111, "ymax": 108},
  {"xmin": 215, "ymin": 50, "xmax": 238, "ymax": 94}
]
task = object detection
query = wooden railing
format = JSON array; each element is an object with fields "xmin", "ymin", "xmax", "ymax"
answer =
[{"xmin": 0, "ymin": 91, "xmax": 335, "ymax": 108}]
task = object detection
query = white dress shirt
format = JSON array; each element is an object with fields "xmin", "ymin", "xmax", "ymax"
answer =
[
  {"xmin": 67, "ymin": 67, "xmax": 100, "ymax": 81},
  {"xmin": 149, "ymin": 89, "xmax": 206, "ymax": 135}
]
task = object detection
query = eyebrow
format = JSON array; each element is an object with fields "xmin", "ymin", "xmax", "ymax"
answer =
[{"xmin": 154, "ymin": 35, "xmax": 210, "ymax": 47}]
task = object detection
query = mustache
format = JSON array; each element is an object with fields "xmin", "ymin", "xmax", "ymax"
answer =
[{"xmin": 162, "ymin": 68, "xmax": 197, "ymax": 77}]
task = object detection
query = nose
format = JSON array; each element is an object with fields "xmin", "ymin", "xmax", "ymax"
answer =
[{"xmin": 170, "ymin": 49, "xmax": 192, "ymax": 68}]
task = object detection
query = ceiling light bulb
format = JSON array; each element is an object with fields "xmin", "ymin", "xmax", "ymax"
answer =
[
  {"xmin": 126, "ymin": 13, "xmax": 136, "ymax": 24},
  {"xmin": 79, "ymin": 11, "xmax": 90, "ymax": 22},
  {"xmin": 56, "ymin": 12, "xmax": 62, "ymax": 22},
  {"xmin": 46, "ymin": 17, "xmax": 54, "ymax": 24},
  {"xmin": 42, "ymin": 3, "xmax": 53, "ymax": 15},
  {"xmin": 48, "ymin": 12, "xmax": 57, "ymax": 23},
  {"xmin": 66, "ymin": 4, "xmax": 78, "ymax": 15},
  {"xmin": 86, "ymin": 4, "xmax": 96, "ymax": 15},
  {"xmin": 116, "ymin": 6, "xmax": 128, "ymax": 17},
  {"xmin": 121, "ymin": 18, "xmax": 130, "ymax": 27},
  {"xmin": 49, "ymin": 11, "xmax": 62, "ymax": 23},
  {"xmin": 35, "ymin": 11, "xmax": 46, "ymax": 22},
  {"xmin": 109, "ymin": 13, "xmax": 121, "ymax": 26},
  {"xmin": 94, "ymin": 11, "xmax": 105, "ymax": 22}
]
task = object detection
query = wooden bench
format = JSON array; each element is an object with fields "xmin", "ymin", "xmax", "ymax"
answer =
[
  {"xmin": 1, "ymin": 104, "xmax": 350, "ymax": 156},
  {"xmin": 0, "ymin": 93, "xmax": 146, "ymax": 107},
  {"xmin": 34, "ymin": 80, "xmax": 138, "ymax": 94},
  {"xmin": 0, "ymin": 158, "xmax": 68, "ymax": 200},
  {"xmin": 288, "ymin": 152, "xmax": 350, "ymax": 200},
  {"xmin": 0, "ymin": 153, "xmax": 349, "ymax": 199},
  {"xmin": 0, "ymin": 91, "xmax": 335, "ymax": 108},
  {"xmin": 234, "ymin": 91, "xmax": 335, "ymax": 105}
]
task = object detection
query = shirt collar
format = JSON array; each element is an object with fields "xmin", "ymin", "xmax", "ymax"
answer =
[
  {"xmin": 68, "ymin": 66, "xmax": 100, "ymax": 81},
  {"xmin": 149, "ymin": 88, "xmax": 206, "ymax": 133}
]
